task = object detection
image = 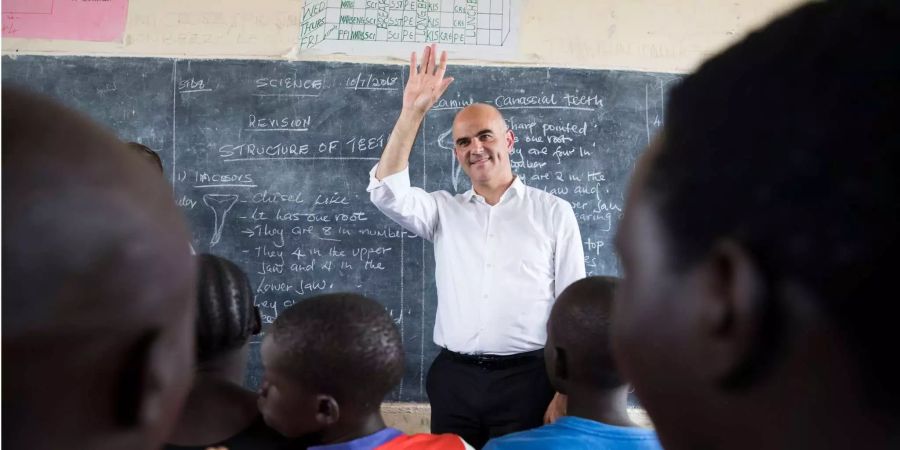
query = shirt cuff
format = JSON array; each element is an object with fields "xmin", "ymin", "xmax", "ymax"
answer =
[{"xmin": 367, "ymin": 163, "xmax": 412, "ymax": 197}]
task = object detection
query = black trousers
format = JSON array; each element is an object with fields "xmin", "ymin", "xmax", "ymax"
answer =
[{"xmin": 426, "ymin": 348, "xmax": 555, "ymax": 449}]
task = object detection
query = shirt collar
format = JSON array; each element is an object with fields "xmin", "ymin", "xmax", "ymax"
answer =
[
  {"xmin": 308, "ymin": 428, "xmax": 403, "ymax": 450},
  {"xmin": 508, "ymin": 176, "xmax": 526, "ymax": 198},
  {"xmin": 464, "ymin": 176, "xmax": 525, "ymax": 203}
]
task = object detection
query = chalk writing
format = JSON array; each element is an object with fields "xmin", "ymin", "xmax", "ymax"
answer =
[
  {"xmin": 203, "ymin": 194, "xmax": 239, "ymax": 247},
  {"xmin": 2, "ymin": 55, "xmax": 678, "ymax": 404}
]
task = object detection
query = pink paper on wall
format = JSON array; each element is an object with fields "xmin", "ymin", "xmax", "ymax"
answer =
[{"xmin": 2, "ymin": 0, "xmax": 129, "ymax": 42}]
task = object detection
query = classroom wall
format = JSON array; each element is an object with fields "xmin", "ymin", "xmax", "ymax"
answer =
[
  {"xmin": 2, "ymin": 0, "xmax": 807, "ymax": 434},
  {"xmin": 4, "ymin": 0, "xmax": 805, "ymax": 73}
]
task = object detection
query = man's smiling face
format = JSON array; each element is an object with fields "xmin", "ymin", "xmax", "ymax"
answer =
[{"xmin": 452, "ymin": 104, "xmax": 515, "ymax": 188}]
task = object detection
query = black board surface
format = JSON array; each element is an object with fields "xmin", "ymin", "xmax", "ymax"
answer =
[{"xmin": 3, "ymin": 55, "xmax": 678, "ymax": 402}]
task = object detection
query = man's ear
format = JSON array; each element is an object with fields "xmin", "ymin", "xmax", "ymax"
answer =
[
  {"xmin": 698, "ymin": 240, "xmax": 774, "ymax": 389},
  {"xmin": 506, "ymin": 129, "xmax": 515, "ymax": 151},
  {"xmin": 315, "ymin": 395, "xmax": 340, "ymax": 426},
  {"xmin": 114, "ymin": 329, "xmax": 163, "ymax": 428}
]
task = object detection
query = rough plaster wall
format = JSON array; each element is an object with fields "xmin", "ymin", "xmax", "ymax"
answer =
[
  {"xmin": 2, "ymin": 0, "xmax": 807, "ymax": 431},
  {"xmin": 4, "ymin": 0, "xmax": 805, "ymax": 72},
  {"xmin": 382, "ymin": 403, "xmax": 653, "ymax": 434}
]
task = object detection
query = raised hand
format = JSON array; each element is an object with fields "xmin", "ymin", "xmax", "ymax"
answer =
[
  {"xmin": 403, "ymin": 44, "xmax": 454, "ymax": 115},
  {"xmin": 375, "ymin": 44, "xmax": 455, "ymax": 180}
]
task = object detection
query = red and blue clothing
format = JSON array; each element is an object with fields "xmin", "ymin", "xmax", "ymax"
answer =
[{"xmin": 308, "ymin": 428, "xmax": 473, "ymax": 450}]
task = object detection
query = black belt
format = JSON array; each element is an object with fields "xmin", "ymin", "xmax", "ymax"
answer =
[{"xmin": 441, "ymin": 348, "xmax": 544, "ymax": 370}]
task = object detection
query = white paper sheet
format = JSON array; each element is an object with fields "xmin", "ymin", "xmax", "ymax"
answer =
[{"xmin": 297, "ymin": 0, "xmax": 521, "ymax": 61}]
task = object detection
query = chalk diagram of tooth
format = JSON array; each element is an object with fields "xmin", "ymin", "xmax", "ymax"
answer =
[
  {"xmin": 437, "ymin": 128, "xmax": 465, "ymax": 192},
  {"xmin": 203, "ymin": 194, "xmax": 239, "ymax": 247}
]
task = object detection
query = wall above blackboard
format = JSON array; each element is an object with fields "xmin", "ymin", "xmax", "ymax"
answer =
[{"xmin": 3, "ymin": 55, "xmax": 678, "ymax": 403}]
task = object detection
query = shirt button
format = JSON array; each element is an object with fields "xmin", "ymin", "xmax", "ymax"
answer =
[
  {"xmin": 486, "ymin": 263, "xmax": 492, "ymax": 268},
  {"xmin": 483, "ymin": 294, "xmax": 488, "ymax": 298}
]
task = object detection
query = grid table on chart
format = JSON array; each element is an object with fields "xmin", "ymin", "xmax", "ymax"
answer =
[{"xmin": 302, "ymin": 0, "xmax": 510, "ymax": 46}]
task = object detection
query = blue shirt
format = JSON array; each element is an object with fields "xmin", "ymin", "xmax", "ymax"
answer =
[
  {"xmin": 309, "ymin": 428, "xmax": 404, "ymax": 450},
  {"xmin": 483, "ymin": 416, "xmax": 663, "ymax": 450}
]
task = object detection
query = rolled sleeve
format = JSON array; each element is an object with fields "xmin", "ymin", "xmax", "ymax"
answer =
[
  {"xmin": 367, "ymin": 164, "xmax": 439, "ymax": 241},
  {"xmin": 367, "ymin": 164, "xmax": 411, "ymax": 197}
]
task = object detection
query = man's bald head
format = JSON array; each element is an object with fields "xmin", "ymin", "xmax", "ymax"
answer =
[
  {"xmin": 453, "ymin": 103, "xmax": 506, "ymax": 131},
  {"xmin": 2, "ymin": 88, "xmax": 196, "ymax": 450}
]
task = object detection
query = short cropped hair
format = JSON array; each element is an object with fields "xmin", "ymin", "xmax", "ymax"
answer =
[
  {"xmin": 271, "ymin": 293, "xmax": 404, "ymax": 410},
  {"xmin": 551, "ymin": 276, "xmax": 623, "ymax": 389},
  {"xmin": 126, "ymin": 142, "xmax": 163, "ymax": 173}
]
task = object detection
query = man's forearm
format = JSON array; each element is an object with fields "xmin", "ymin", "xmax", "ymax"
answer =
[
  {"xmin": 376, "ymin": 44, "xmax": 452, "ymax": 180},
  {"xmin": 375, "ymin": 109, "xmax": 427, "ymax": 180}
]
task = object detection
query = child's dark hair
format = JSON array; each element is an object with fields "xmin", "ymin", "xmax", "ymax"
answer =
[
  {"xmin": 271, "ymin": 293, "xmax": 404, "ymax": 411},
  {"xmin": 551, "ymin": 276, "xmax": 623, "ymax": 389},
  {"xmin": 126, "ymin": 141, "xmax": 163, "ymax": 173},
  {"xmin": 196, "ymin": 254, "xmax": 260, "ymax": 363}
]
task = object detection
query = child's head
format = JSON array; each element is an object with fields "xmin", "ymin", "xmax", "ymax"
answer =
[
  {"xmin": 3, "ymin": 89, "xmax": 196, "ymax": 450},
  {"xmin": 545, "ymin": 276, "xmax": 623, "ymax": 394},
  {"xmin": 195, "ymin": 253, "xmax": 261, "ymax": 367},
  {"xmin": 258, "ymin": 293, "xmax": 404, "ymax": 438},
  {"xmin": 612, "ymin": 2, "xmax": 900, "ymax": 448}
]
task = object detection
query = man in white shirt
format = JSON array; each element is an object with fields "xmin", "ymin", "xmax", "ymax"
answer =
[{"xmin": 367, "ymin": 44, "xmax": 586, "ymax": 448}]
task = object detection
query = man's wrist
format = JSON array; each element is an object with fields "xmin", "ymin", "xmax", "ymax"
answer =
[{"xmin": 398, "ymin": 108, "xmax": 427, "ymax": 124}]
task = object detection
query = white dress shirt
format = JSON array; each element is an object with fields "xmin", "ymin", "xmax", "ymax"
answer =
[{"xmin": 368, "ymin": 165, "xmax": 586, "ymax": 355}]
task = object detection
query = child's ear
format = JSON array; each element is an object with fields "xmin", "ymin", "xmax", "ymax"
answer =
[
  {"xmin": 315, "ymin": 395, "xmax": 340, "ymax": 426},
  {"xmin": 251, "ymin": 307, "xmax": 262, "ymax": 335},
  {"xmin": 114, "ymin": 330, "xmax": 163, "ymax": 427},
  {"xmin": 554, "ymin": 347, "xmax": 569, "ymax": 380}
]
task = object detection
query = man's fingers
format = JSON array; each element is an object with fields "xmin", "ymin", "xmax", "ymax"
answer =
[
  {"xmin": 434, "ymin": 50, "xmax": 448, "ymax": 78},
  {"xmin": 409, "ymin": 51, "xmax": 417, "ymax": 79},
  {"xmin": 425, "ymin": 43, "xmax": 437, "ymax": 74},
  {"xmin": 421, "ymin": 45, "xmax": 432, "ymax": 75},
  {"xmin": 430, "ymin": 43, "xmax": 438, "ymax": 73},
  {"xmin": 437, "ymin": 77, "xmax": 454, "ymax": 97}
]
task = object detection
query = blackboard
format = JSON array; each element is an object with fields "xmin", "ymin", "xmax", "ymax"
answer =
[{"xmin": 2, "ymin": 55, "xmax": 678, "ymax": 403}]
